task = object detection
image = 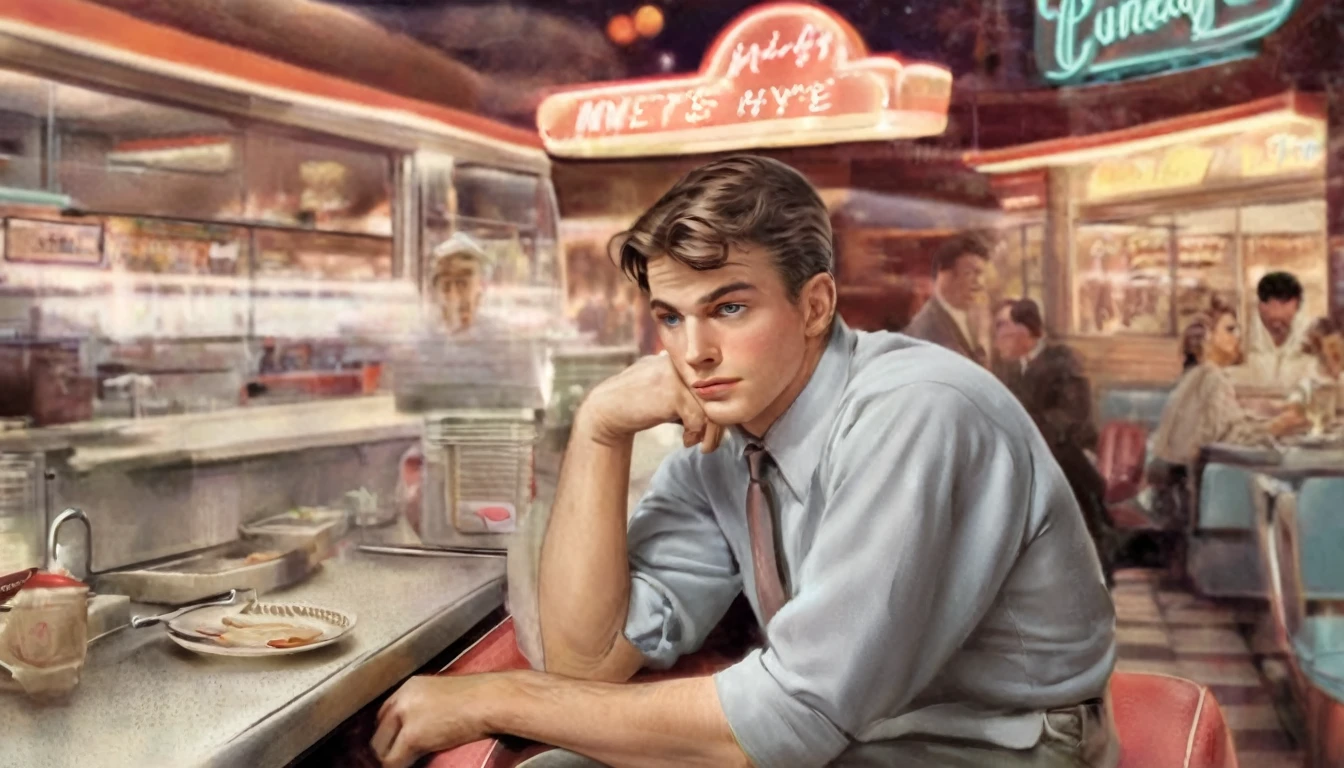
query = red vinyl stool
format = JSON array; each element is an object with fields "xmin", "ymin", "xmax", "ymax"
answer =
[{"xmin": 1112, "ymin": 671, "xmax": 1239, "ymax": 768}]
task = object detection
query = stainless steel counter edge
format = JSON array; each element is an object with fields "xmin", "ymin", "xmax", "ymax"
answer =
[
  {"xmin": 0, "ymin": 395, "xmax": 424, "ymax": 474},
  {"xmin": 212, "ymin": 574, "xmax": 506, "ymax": 768}
]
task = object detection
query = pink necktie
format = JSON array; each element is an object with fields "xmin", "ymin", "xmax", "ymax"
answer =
[{"xmin": 744, "ymin": 444, "xmax": 788, "ymax": 624}]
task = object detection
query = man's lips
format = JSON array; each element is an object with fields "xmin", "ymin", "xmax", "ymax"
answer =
[{"xmin": 692, "ymin": 378, "xmax": 740, "ymax": 399}]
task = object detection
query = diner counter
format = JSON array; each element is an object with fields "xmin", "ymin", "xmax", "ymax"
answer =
[
  {"xmin": 0, "ymin": 550, "xmax": 506, "ymax": 768},
  {"xmin": 0, "ymin": 395, "xmax": 422, "ymax": 474}
]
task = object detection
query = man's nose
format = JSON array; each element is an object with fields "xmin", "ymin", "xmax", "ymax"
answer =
[{"xmin": 683, "ymin": 320, "xmax": 720, "ymax": 367}]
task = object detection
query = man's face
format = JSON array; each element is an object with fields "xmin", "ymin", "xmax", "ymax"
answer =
[
  {"xmin": 993, "ymin": 306, "xmax": 1034, "ymax": 362},
  {"xmin": 646, "ymin": 244, "xmax": 818, "ymax": 435},
  {"xmin": 942, "ymin": 254, "xmax": 986, "ymax": 310},
  {"xmin": 1258, "ymin": 297, "xmax": 1300, "ymax": 346},
  {"xmin": 433, "ymin": 256, "xmax": 484, "ymax": 330}
]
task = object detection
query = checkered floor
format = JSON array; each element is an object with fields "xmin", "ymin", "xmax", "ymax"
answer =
[{"xmin": 1112, "ymin": 569, "xmax": 1303, "ymax": 768}]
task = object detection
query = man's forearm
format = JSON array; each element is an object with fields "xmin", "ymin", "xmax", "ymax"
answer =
[
  {"xmin": 538, "ymin": 408, "xmax": 640, "ymax": 679},
  {"xmin": 485, "ymin": 671, "xmax": 752, "ymax": 768}
]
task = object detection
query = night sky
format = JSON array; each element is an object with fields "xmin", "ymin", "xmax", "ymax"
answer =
[{"xmin": 326, "ymin": 0, "xmax": 1027, "ymax": 81}]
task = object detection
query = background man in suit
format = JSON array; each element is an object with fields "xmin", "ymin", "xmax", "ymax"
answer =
[
  {"xmin": 904, "ymin": 232, "xmax": 990, "ymax": 365},
  {"xmin": 994, "ymin": 298, "xmax": 1118, "ymax": 585}
]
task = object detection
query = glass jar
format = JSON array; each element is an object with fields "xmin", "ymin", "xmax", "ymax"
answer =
[
  {"xmin": 0, "ymin": 571, "xmax": 89, "ymax": 701},
  {"xmin": 0, "ymin": 455, "xmax": 43, "ymax": 576}
]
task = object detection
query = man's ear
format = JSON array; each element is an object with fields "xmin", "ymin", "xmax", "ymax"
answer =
[{"xmin": 800, "ymin": 272, "xmax": 837, "ymax": 339}]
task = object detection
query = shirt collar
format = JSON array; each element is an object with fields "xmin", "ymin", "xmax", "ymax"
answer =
[
  {"xmin": 933, "ymin": 292, "xmax": 968, "ymax": 325},
  {"xmin": 728, "ymin": 319, "xmax": 855, "ymax": 500},
  {"xmin": 1022, "ymin": 338, "xmax": 1046, "ymax": 371}
]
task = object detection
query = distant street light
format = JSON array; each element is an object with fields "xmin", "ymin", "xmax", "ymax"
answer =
[
  {"xmin": 633, "ymin": 5, "xmax": 665, "ymax": 38},
  {"xmin": 606, "ymin": 14, "xmax": 637, "ymax": 46}
]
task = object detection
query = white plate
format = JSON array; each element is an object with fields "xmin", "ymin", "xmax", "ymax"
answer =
[{"xmin": 165, "ymin": 601, "xmax": 357, "ymax": 657}]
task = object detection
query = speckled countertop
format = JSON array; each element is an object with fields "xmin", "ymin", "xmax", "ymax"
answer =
[{"xmin": 0, "ymin": 550, "xmax": 506, "ymax": 768}]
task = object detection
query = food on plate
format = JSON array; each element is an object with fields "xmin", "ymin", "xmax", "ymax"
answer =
[
  {"xmin": 197, "ymin": 614, "xmax": 324, "ymax": 649},
  {"xmin": 242, "ymin": 550, "xmax": 283, "ymax": 566}
]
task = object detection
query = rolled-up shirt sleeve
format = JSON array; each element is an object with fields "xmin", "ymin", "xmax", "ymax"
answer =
[
  {"xmin": 714, "ymin": 384, "xmax": 1032, "ymax": 766},
  {"xmin": 624, "ymin": 451, "xmax": 742, "ymax": 669}
]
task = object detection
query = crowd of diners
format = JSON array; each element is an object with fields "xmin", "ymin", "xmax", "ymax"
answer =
[{"xmin": 906, "ymin": 234, "xmax": 1344, "ymax": 583}]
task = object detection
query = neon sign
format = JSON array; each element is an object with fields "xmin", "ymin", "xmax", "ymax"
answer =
[
  {"xmin": 536, "ymin": 2, "xmax": 952, "ymax": 158},
  {"xmin": 1036, "ymin": 0, "xmax": 1299, "ymax": 85}
]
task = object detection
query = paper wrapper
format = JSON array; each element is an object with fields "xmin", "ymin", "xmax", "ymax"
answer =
[{"xmin": 0, "ymin": 573, "xmax": 89, "ymax": 698}]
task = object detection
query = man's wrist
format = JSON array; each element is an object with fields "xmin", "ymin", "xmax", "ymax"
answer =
[
  {"xmin": 574, "ymin": 401, "xmax": 632, "ymax": 448},
  {"xmin": 478, "ymin": 670, "xmax": 536, "ymax": 736}
]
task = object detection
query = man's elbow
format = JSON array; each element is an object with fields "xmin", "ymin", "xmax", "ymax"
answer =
[{"xmin": 542, "ymin": 634, "xmax": 645, "ymax": 682}]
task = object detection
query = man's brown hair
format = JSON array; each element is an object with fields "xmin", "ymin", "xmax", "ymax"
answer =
[
  {"xmin": 610, "ymin": 155, "xmax": 833, "ymax": 299},
  {"xmin": 932, "ymin": 232, "xmax": 991, "ymax": 275},
  {"xmin": 997, "ymin": 297, "xmax": 1044, "ymax": 339}
]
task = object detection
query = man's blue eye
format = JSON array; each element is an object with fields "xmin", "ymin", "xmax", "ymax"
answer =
[
  {"xmin": 719, "ymin": 304, "xmax": 745, "ymax": 316},
  {"xmin": 660, "ymin": 315, "xmax": 681, "ymax": 327}
]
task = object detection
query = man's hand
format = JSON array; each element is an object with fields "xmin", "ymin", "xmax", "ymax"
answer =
[
  {"xmin": 582, "ymin": 352, "xmax": 724, "ymax": 453},
  {"xmin": 371, "ymin": 674, "xmax": 502, "ymax": 768}
]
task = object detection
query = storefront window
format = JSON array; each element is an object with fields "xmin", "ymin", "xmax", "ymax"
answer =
[
  {"xmin": 240, "ymin": 132, "xmax": 393, "ymax": 236},
  {"xmin": 1072, "ymin": 200, "xmax": 1326, "ymax": 338},
  {"xmin": 51, "ymin": 80, "xmax": 244, "ymax": 221},
  {"xmin": 1172, "ymin": 208, "xmax": 1238, "ymax": 333},
  {"xmin": 0, "ymin": 70, "xmax": 51, "ymax": 194},
  {"xmin": 1074, "ymin": 219, "xmax": 1174, "ymax": 336},
  {"xmin": 1240, "ymin": 200, "xmax": 1329, "ymax": 323},
  {"xmin": 991, "ymin": 223, "xmax": 1046, "ymax": 310}
]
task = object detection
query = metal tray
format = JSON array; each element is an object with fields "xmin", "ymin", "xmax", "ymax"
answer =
[
  {"xmin": 239, "ymin": 507, "xmax": 348, "ymax": 566},
  {"xmin": 93, "ymin": 536, "xmax": 317, "ymax": 605}
]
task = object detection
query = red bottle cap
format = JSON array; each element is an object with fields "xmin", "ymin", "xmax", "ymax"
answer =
[{"xmin": 22, "ymin": 571, "xmax": 87, "ymax": 590}]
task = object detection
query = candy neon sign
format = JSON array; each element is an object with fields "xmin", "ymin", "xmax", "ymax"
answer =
[
  {"xmin": 536, "ymin": 3, "xmax": 953, "ymax": 158},
  {"xmin": 1036, "ymin": 0, "xmax": 1299, "ymax": 85}
]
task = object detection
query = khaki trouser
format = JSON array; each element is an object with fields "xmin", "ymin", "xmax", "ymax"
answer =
[{"xmin": 516, "ymin": 697, "xmax": 1120, "ymax": 768}]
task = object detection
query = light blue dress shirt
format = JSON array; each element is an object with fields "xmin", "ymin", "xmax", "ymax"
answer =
[{"xmin": 622, "ymin": 320, "xmax": 1116, "ymax": 766}]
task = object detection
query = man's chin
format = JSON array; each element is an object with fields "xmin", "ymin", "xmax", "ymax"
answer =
[{"xmin": 700, "ymin": 400, "xmax": 758, "ymax": 430}]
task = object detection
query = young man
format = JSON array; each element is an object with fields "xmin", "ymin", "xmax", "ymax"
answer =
[
  {"xmin": 373, "ymin": 156, "xmax": 1118, "ymax": 768},
  {"xmin": 1234, "ymin": 271, "xmax": 1313, "ymax": 387},
  {"xmin": 903, "ymin": 233, "xmax": 991, "ymax": 366}
]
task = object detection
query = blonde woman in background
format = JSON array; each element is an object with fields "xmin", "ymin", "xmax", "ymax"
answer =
[{"xmin": 1147, "ymin": 298, "xmax": 1297, "ymax": 527}]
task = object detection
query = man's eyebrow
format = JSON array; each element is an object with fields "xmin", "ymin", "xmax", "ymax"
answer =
[
  {"xmin": 648, "ymin": 282, "xmax": 756, "ymax": 315},
  {"xmin": 697, "ymin": 281, "xmax": 755, "ymax": 306}
]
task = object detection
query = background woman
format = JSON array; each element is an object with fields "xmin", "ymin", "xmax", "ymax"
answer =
[{"xmin": 1145, "ymin": 298, "xmax": 1294, "ymax": 529}]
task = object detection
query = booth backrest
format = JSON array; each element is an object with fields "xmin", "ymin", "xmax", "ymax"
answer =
[{"xmin": 1099, "ymin": 387, "xmax": 1173, "ymax": 430}]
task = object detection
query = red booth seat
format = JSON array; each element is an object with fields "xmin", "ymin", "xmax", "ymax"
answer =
[
  {"xmin": 1112, "ymin": 671, "xmax": 1238, "ymax": 768},
  {"xmin": 428, "ymin": 620, "xmax": 1239, "ymax": 768}
]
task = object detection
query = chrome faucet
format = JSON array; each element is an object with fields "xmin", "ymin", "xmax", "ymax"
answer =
[{"xmin": 46, "ymin": 507, "xmax": 91, "ymax": 581}]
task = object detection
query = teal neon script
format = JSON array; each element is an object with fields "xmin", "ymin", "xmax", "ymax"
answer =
[{"xmin": 1036, "ymin": 0, "xmax": 1299, "ymax": 84}]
